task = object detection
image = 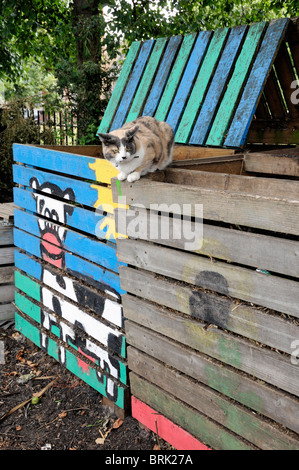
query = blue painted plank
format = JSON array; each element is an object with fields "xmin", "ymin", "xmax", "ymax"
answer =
[
  {"xmin": 13, "ymin": 187, "xmax": 116, "ymax": 242},
  {"xmin": 142, "ymin": 35, "xmax": 183, "ymax": 117},
  {"xmin": 110, "ymin": 39, "xmax": 155, "ymax": 130},
  {"xmin": 13, "ymin": 144, "xmax": 96, "ymax": 181},
  {"xmin": 189, "ymin": 24, "xmax": 247, "ymax": 145},
  {"xmin": 13, "ymin": 210, "xmax": 121, "ymax": 273},
  {"xmin": 13, "ymin": 165, "xmax": 100, "ymax": 211},
  {"xmin": 224, "ymin": 18, "xmax": 289, "ymax": 148},
  {"xmin": 166, "ymin": 30, "xmax": 212, "ymax": 132}
]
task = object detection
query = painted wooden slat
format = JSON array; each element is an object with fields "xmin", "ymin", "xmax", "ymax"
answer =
[
  {"xmin": 13, "ymin": 187, "xmax": 117, "ymax": 242},
  {"xmin": 128, "ymin": 349, "xmax": 299, "ymax": 450},
  {"xmin": 175, "ymin": 27, "xmax": 229, "ymax": 143},
  {"xmin": 154, "ymin": 33, "xmax": 197, "ymax": 122},
  {"xmin": 131, "ymin": 397, "xmax": 211, "ymax": 450},
  {"xmin": 13, "ymin": 211, "xmax": 121, "ymax": 274},
  {"xmin": 142, "ymin": 35, "xmax": 183, "ymax": 117},
  {"xmin": 189, "ymin": 24, "xmax": 247, "ymax": 145},
  {"xmin": 124, "ymin": 297, "xmax": 299, "ymax": 397},
  {"xmin": 13, "ymin": 164, "xmax": 116, "ymax": 214},
  {"xmin": 13, "ymin": 144, "xmax": 118, "ymax": 186},
  {"xmin": 125, "ymin": 315, "xmax": 299, "ymax": 435},
  {"xmin": 166, "ymin": 30, "xmax": 212, "ymax": 132},
  {"xmin": 15, "ymin": 250, "xmax": 123, "ymax": 327},
  {"xmin": 130, "ymin": 372, "xmax": 254, "ymax": 450},
  {"xmin": 125, "ymin": 37, "xmax": 167, "ymax": 122},
  {"xmin": 110, "ymin": 40, "xmax": 155, "ymax": 130},
  {"xmin": 15, "ymin": 271, "xmax": 126, "ymax": 358},
  {"xmin": 97, "ymin": 41, "xmax": 141, "ymax": 134},
  {"xmin": 224, "ymin": 18, "xmax": 289, "ymax": 148},
  {"xmin": 15, "ymin": 313, "xmax": 126, "ymax": 408},
  {"xmin": 206, "ymin": 21, "xmax": 266, "ymax": 146}
]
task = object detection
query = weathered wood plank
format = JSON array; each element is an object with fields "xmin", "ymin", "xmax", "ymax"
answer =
[
  {"xmin": 206, "ymin": 21, "xmax": 266, "ymax": 146},
  {"xmin": 244, "ymin": 149, "xmax": 299, "ymax": 176},
  {"xmin": 120, "ymin": 266, "xmax": 299, "ymax": 354},
  {"xmin": 14, "ymin": 211, "xmax": 121, "ymax": 273},
  {"xmin": 0, "ymin": 265, "xmax": 14, "ymax": 284},
  {"xmin": 154, "ymin": 33, "xmax": 197, "ymax": 122},
  {"xmin": 112, "ymin": 178, "xmax": 299, "ymax": 235},
  {"xmin": 115, "ymin": 206, "xmax": 299, "ymax": 278},
  {"xmin": 142, "ymin": 35, "xmax": 183, "ymax": 117},
  {"xmin": 130, "ymin": 372, "xmax": 255, "ymax": 450},
  {"xmin": 274, "ymin": 41, "xmax": 299, "ymax": 119},
  {"xmin": 166, "ymin": 31, "xmax": 212, "ymax": 132},
  {"xmin": 224, "ymin": 18, "xmax": 290, "ymax": 147},
  {"xmin": 15, "ymin": 271, "xmax": 126, "ymax": 358},
  {"xmin": 0, "ymin": 246, "xmax": 14, "ymax": 265},
  {"xmin": 125, "ymin": 318, "xmax": 299, "ymax": 434},
  {"xmin": 111, "ymin": 39, "xmax": 155, "ymax": 130},
  {"xmin": 15, "ymin": 313, "xmax": 127, "ymax": 409},
  {"xmin": 97, "ymin": 41, "xmax": 141, "ymax": 134},
  {"xmin": 0, "ymin": 284, "xmax": 14, "ymax": 303},
  {"xmin": 117, "ymin": 238, "xmax": 299, "ymax": 317},
  {"xmin": 13, "ymin": 234, "xmax": 124, "ymax": 295},
  {"xmin": 0, "ymin": 225, "xmax": 14, "ymax": 246},
  {"xmin": 190, "ymin": 24, "xmax": 247, "ymax": 145},
  {"xmin": 0, "ymin": 303, "xmax": 15, "ymax": 321},
  {"xmin": 175, "ymin": 27, "xmax": 229, "ymax": 143},
  {"xmin": 247, "ymin": 120, "xmax": 299, "ymax": 145},
  {"xmin": 125, "ymin": 37, "xmax": 167, "ymax": 122},
  {"xmin": 123, "ymin": 296, "xmax": 299, "ymax": 397},
  {"xmin": 128, "ymin": 347, "xmax": 299, "ymax": 450},
  {"xmin": 13, "ymin": 144, "xmax": 118, "ymax": 186}
]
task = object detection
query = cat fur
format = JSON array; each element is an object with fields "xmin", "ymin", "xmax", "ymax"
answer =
[{"xmin": 97, "ymin": 116, "xmax": 174, "ymax": 182}]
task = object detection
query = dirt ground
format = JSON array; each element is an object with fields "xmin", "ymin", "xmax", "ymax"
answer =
[{"xmin": 0, "ymin": 325, "xmax": 171, "ymax": 451}]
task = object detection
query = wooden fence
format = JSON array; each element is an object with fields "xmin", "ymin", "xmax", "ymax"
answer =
[
  {"xmin": 13, "ymin": 143, "xmax": 129, "ymax": 412},
  {"xmin": 113, "ymin": 148, "xmax": 299, "ymax": 450}
]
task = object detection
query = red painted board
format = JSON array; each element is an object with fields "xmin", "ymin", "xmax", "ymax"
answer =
[{"xmin": 131, "ymin": 396, "xmax": 211, "ymax": 451}]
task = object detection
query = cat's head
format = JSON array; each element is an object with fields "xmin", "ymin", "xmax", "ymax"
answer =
[{"xmin": 98, "ymin": 126, "xmax": 139, "ymax": 166}]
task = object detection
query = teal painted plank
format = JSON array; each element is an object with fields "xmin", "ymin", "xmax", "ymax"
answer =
[
  {"xmin": 224, "ymin": 18, "xmax": 289, "ymax": 147},
  {"xmin": 15, "ymin": 314, "xmax": 126, "ymax": 408},
  {"xmin": 166, "ymin": 30, "xmax": 212, "ymax": 132},
  {"xmin": 110, "ymin": 39, "xmax": 155, "ymax": 130},
  {"xmin": 126, "ymin": 37, "xmax": 167, "ymax": 122},
  {"xmin": 175, "ymin": 27, "xmax": 229, "ymax": 143},
  {"xmin": 206, "ymin": 21, "xmax": 266, "ymax": 146},
  {"xmin": 154, "ymin": 33, "xmax": 197, "ymax": 122},
  {"xmin": 142, "ymin": 35, "xmax": 183, "ymax": 117},
  {"xmin": 13, "ymin": 210, "xmax": 121, "ymax": 273},
  {"xmin": 97, "ymin": 41, "xmax": 141, "ymax": 134},
  {"xmin": 189, "ymin": 24, "xmax": 247, "ymax": 145}
]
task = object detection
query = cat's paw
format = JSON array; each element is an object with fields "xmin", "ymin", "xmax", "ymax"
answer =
[
  {"xmin": 127, "ymin": 172, "xmax": 140, "ymax": 183},
  {"xmin": 117, "ymin": 172, "xmax": 127, "ymax": 181}
]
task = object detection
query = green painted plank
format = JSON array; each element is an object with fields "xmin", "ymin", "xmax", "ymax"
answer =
[
  {"xmin": 154, "ymin": 33, "xmax": 197, "ymax": 122},
  {"xmin": 97, "ymin": 41, "xmax": 141, "ymax": 134},
  {"xmin": 206, "ymin": 21, "xmax": 266, "ymax": 146},
  {"xmin": 126, "ymin": 37, "xmax": 167, "ymax": 122},
  {"xmin": 175, "ymin": 27, "xmax": 229, "ymax": 144}
]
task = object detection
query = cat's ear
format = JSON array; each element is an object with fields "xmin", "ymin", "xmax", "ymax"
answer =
[
  {"xmin": 126, "ymin": 126, "xmax": 139, "ymax": 140},
  {"xmin": 97, "ymin": 133, "xmax": 116, "ymax": 145}
]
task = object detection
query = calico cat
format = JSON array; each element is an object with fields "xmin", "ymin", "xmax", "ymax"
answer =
[{"xmin": 98, "ymin": 116, "xmax": 174, "ymax": 182}]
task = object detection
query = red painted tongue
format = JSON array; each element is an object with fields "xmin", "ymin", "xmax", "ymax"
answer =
[{"xmin": 41, "ymin": 232, "xmax": 62, "ymax": 255}]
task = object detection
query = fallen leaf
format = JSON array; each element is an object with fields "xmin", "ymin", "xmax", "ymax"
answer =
[
  {"xmin": 16, "ymin": 425, "xmax": 22, "ymax": 431},
  {"xmin": 58, "ymin": 411, "xmax": 67, "ymax": 419},
  {"xmin": 112, "ymin": 418, "xmax": 123, "ymax": 430},
  {"xmin": 95, "ymin": 437, "xmax": 105, "ymax": 445},
  {"xmin": 153, "ymin": 444, "xmax": 161, "ymax": 450}
]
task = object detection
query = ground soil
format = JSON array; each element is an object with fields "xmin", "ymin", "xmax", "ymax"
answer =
[{"xmin": 0, "ymin": 326, "xmax": 171, "ymax": 451}]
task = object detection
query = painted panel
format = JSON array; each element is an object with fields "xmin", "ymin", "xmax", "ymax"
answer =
[
  {"xmin": 97, "ymin": 41, "xmax": 141, "ymax": 134},
  {"xmin": 15, "ymin": 313, "xmax": 125, "ymax": 408},
  {"xmin": 166, "ymin": 30, "xmax": 212, "ymax": 132},
  {"xmin": 224, "ymin": 18, "xmax": 289, "ymax": 147},
  {"xmin": 142, "ymin": 35, "xmax": 183, "ymax": 117},
  {"xmin": 126, "ymin": 37, "xmax": 167, "ymax": 122},
  {"xmin": 110, "ymin": 40, "xmax": 155, "ymax": 130},
  {"xmin": 206, "ymin": 21, "xmax": 266, "ymax": 146},
  {"xmin": 189, "ymin": 24, "xmax": 247, "ymax": 145},
  {"xmin": 175, "ymin": 27, "xmax": 229, "ymax": 143}
]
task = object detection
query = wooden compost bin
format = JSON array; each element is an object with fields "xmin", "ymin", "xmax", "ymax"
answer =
[
  {"xmin": 0, "ymin": 203, "xmax": 15, "ymax": 327},
  {"xmin": 12, "ymin": 143, "xmax": 129, "ymax": 413},
  {"xmin": 112, "ymin": 148, "xmax": 299, "ymax": 450}
]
